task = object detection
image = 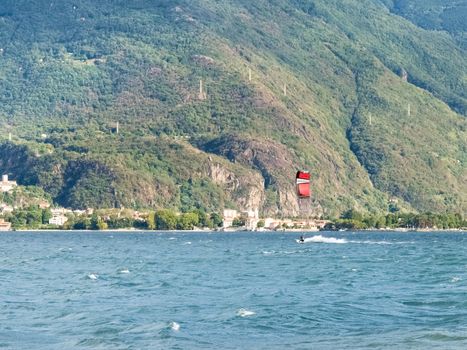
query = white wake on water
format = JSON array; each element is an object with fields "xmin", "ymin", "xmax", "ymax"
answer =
[
  {"xmin": 299, "ymin": 235, "xmax": 412, "ymax": 245},
  {"xmin": 302, "ymin": 235, "xmax": 348, "ymax": 244}
]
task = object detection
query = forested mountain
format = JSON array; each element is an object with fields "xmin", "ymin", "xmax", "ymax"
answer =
[
  {"xmin": 389, "ymin": 0, "xmax": 467, "ymax": 48},
  {"xmin": 0, "ymin": 0, "xmax": 466, "ymax": 217}
]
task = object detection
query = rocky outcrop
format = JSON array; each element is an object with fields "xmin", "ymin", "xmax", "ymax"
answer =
[
  {"xmin": 201, "ymin": 135, "xmax": 304, "ymax": 216},
  {"xmin": 205, "ymin": 159, "xmax": 265, "ymax": 211}
]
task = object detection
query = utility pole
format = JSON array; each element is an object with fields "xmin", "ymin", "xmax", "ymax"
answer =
[
  {"xmin": 116, "ymin": 121, "xmax": 119, "ymax": 134},
  {"xmin": 198, "ymin": 79, "xmax": 206, "ymax": 100}
]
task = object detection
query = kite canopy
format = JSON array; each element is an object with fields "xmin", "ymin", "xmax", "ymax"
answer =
[{"xmin": 296, "ymin": 171, "xmax": 311, "ymax": 198}]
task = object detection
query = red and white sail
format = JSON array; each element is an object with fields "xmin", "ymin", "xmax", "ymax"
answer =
[{"xmin": 296, "ymin": 171, "xmax": 311, "ymax": 198}]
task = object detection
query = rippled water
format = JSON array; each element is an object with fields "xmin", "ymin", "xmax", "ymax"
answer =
[{"xmin": 1, "ymin": 231, "xmax": 466, "ymax": 349}]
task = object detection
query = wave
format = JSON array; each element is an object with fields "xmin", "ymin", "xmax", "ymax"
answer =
[
  {"xmin": 262, "ymin": 250, "xmax": 276, "ymax": 255},
  {"xmin": 350, "ymin": 240, "xmax": 415, "ymax": 245},
  {"xmin": 87, "ymin": 273, "xmax": 98, "ymax": 280},
  {"xmin": 119, "ymin": 269, "xmax": 130, "ymax": 274},
  {"xmin": 169, "ymin": 321, "xmax": 180, "ymax": 331},
  {"xmin": 352, "ymin": 240, "xmax": 393, "ymax": 245},
  {"xmin": 236, "ymin": 308, "xmax": 256, "ymax": 317}
]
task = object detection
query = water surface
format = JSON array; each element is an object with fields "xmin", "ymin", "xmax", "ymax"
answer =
[{"xmin": 1, "ymin": 231, "xmax": 466, "ymax": 349}]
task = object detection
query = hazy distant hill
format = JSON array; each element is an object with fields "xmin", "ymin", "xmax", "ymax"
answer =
[{"xmin": 0, "ymin": 0, "xmax": 466, "ymax": 216}]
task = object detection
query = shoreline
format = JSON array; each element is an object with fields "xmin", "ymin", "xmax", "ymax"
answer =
[{"xmin": 6, "ymin": 228, "xmax": 467, "ymax": 233}]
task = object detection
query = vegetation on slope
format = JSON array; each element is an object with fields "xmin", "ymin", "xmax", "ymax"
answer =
[{"xmin": 0, "ymin": 0, "xmax": 465, "ymax": 216}]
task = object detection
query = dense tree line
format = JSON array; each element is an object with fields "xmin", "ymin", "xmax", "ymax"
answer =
[
  {"xmin": 326, "ymin": 209, "xmax": 467, "ymax": 230},
  {"xmin": 2, "ymin": 204, "xmax": 465, "ymax": 231}
]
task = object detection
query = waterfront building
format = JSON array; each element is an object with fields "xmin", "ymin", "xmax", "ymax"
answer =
[
  {"xmin": 49, "ymin": 215, "xmax": 68, "ymax": 226},
  {"xmin": 223, "ymin": 209, "xmax": 238, "ymax": 228},
  {"xmin": 0, "ymin": 218, "xmax": 11, "ymax": 231},
  {"xmin": 244, "ymin": 208, "xmax": 259, "ymax": 231}
]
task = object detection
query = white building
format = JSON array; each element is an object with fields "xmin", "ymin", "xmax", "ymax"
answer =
[
  {"xmin": 0, "ymin": 175, "xmax": 17, "ymax": 192},
  {"xmin": 223, "ymin": 209, "xmax": 238, "ymax": 228},
  {"xmin": 49, "ymin": 208, "xmax": 72, "ymax": 226},
  {"xmin": 244, "ymin": 208, "xmax": 259, "ymax": 231},
  {"xmin": 49, "ymin": 215, "xmax": 68, "ymax": 226},
  {"xmin": 0, "ymin": 219, "xmax": 11, "ymax": 231}
]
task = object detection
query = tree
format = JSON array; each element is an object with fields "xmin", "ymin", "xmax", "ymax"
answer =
[
  {"xmin": 232, "ymin": 217, "xmax": 245, "ymax": 227},
  {"xmin": 90, "ymin": 214, "xmax": 100, "ymax": 230},
  {"xmin": 257, "ymin": 219, "xmax": 265, "ymax": 228},
  {"xmin": 42, "ymin": 208, "xmax": 52, "ymax": 224},
  {"xmin": 341, "ymin": 209, "xmax": 363, "ymax": 222},
  {"xmin": 363, "ymin": 215, "xmax": 377, "ymax": 228},
  {"xmin": 210, "ymin": 212, "xmax": 223, "ymax": 227},
  {"xmin": 97, "ymin": 217, "xmax": 108, "ymax": 230},
  {"xmin": 89, "ymin": 214, "xmax": 108, "ymax": 230},
  {"xmin": 193, "ymin": 209, "xmax": 209, "ymax": 227},
  {"xmin": 177, "ymin": 212, "xmax": 199, "ymax": 230},
  {"xmin": 73, "ymin": 217, "xmax": 90, "ymax": 230},
  {"xmin": 26, "ymin": 207, "xmax": 42, "ymax": 227},
  {"xmin": 155, "ymin": 209, "xmax": 177, "ymax": 230},
  {"xmin": 375, "ymin": 216, "xmax": 387, "ymax": 229},
  {"xmin": 146, "ymin": 211, "xmax": 156, "ymax": 230}
]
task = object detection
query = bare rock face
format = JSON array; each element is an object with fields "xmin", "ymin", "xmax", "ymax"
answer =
[
  {"xmin": 277, "ymin": 189, "xmax": 300, "ymax": 217},
  {"xmin": 201, "ymin": 135, "xmax": 303, "ymax": 216},
  {"xmin": 206, "ymin": 162, "xmax": 240, "ymax": 191},
  {"xmin": 205, "ymin": 160, "xmax": 265, "ymax": 211}
]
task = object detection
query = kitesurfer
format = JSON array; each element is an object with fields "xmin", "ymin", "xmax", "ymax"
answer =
[{"xmin": 299, "ymin": 235, "xmax": 305, "ymax": 243}]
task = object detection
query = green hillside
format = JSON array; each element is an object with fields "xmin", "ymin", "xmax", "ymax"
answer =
[
  {"xmin": 389, "ymin": 0, "xmax": 467, "ymax": 47},
  {"xmin": 0, "ymin": 0, "xmax": 466, "ymax": 217}
]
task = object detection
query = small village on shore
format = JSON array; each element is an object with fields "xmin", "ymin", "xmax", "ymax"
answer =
[{"xmin": 0, "ymin": 174, "xmax": 466, "ymax": 232}]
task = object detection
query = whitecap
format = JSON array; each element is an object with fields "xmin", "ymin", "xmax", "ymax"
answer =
[
  {"xmin": 184, "ymin": 242, "xmax": 192, "ymax": 245},
  {"xmin": 119, "ymin": 269, "xmax": 130, "ymax": 274},
  {"xmin": 88, "ymin": 273, "xmax": 98, "ymax": 280},
  {"xmin": 352, "ymin": 240, "xmax": 415, "ymax": 245},
  {"xmin": 451, "ymin": 277, "xmax": 461, "ymax": 283},
  {"xmin": 169, "ymin": 237, "xmax": 176, "ymax": 240},
  {"xmin": 357, "ymin": 240, "xmax": 393, "ymax": 245},
  {"xmin": 302, "ymin": 235, "xmax": 347, "ymax": 244},
  {"xmin": 262, "ymin": 250, "xmax": 275, "ymax": 255},
  {"xmin": 237, "ymin": 308, "xmax": 256, "ymax": 317},
  {"xmin": 169, "ymin": 321, "xmax": 180, "ymax": 331}
]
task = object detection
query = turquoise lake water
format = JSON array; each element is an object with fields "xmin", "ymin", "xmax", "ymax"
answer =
[{"xmin": 0, "ymin": 231, "xmax": 466, "ymax": 349}]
